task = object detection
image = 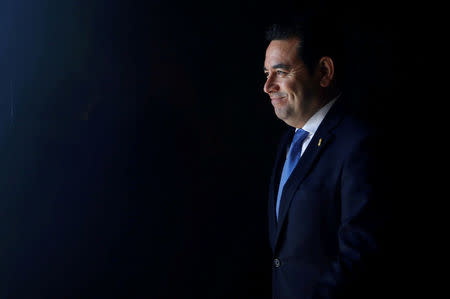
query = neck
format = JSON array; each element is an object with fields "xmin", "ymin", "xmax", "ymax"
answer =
[
  {"xmin": 320, "ymin": 86, "xmax": 339, "ymax": 106},
  {"xmin": 291, "ymin": 88, "xmax": 339, "ymax": 129}
]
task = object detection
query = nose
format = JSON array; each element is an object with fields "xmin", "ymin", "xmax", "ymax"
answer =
[{"xmin": 263, "ymin": 73, "xmax": 278, "ymax": 94}]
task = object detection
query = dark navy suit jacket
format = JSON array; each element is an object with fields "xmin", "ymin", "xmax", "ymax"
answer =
[{"xmin": 269, "ymin": 98, "xmax": 389, "ymax": 299}]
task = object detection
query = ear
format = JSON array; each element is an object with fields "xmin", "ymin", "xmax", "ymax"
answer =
[{"xmin": 318, "ymin": 56, "xmax": 335, "ymax": 87}]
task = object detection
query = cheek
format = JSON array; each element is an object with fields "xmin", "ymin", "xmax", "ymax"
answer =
[
  {"xmin": 280, "ymin": 79, "xmax": 296, "ymax": 93},
  {"xmin": 285, "ymin": 81, "xmax": 303, "ymax": 100}
]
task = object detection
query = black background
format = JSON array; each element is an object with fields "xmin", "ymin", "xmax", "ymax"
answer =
[{"xmin": 0, "ymin": 0, "xmax": 436, "ymax": 298}]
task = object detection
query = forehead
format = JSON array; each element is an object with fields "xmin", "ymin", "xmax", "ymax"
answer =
[{"xmin": 265, "ymin": 38, "xmax": 301, "ymax": 67}]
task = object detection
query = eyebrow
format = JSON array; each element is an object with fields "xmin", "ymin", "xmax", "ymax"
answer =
[{"xmin": 263, "ymin": 64, "xmax": 291, "ymax": 72}]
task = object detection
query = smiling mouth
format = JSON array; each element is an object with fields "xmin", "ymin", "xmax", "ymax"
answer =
[{"xmin": 270, "ymin": 97, "xmax": 286, "ymax": 105}]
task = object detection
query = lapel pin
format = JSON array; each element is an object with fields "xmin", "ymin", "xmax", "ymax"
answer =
[{"xmin": 318, "ymin": 138, "xmax": 322, "ymax": 147}]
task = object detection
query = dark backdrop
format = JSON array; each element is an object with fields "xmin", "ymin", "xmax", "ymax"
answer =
[{"xmin": 0, "ymin": 0, "xmax": 434, "ymax": 298}]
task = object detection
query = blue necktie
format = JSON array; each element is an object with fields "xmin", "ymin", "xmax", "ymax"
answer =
[{"xmin": 276, "ymin": 129, "xmax": 309, "ymax": 220}]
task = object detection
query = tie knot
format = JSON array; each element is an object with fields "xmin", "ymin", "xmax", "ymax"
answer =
[
  {"xmin": 290, "ymin": 129, "xmax": 309, "ymax": 153},
  {"xmin": 293, "ymin": 129, "xmax": 309, "ymax": 144}
]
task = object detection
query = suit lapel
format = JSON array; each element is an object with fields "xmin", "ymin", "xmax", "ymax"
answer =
[
  {"xmin": 273, "ymin": 100, "xmax": 346, "ymax": 249},
  {"xmin": 268, "ymin": 129, "xmax": 294, "ymax": 249}
]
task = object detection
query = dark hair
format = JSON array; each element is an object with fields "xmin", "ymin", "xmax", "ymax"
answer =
[{"xmin": 265, "ymin": 11, "xmax": 345, "ymax": 83}]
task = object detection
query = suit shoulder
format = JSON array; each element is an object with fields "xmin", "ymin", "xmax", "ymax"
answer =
[
  {"xmin": 340, "ymin": 113, "xmax": 374, "ymax": 135},
  {"xmin": 332, "ymin": 109, "xmax": 381, "ymax": 152}
]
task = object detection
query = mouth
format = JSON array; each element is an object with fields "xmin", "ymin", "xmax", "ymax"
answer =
[{"xmin": 270, "ymin": 96, "xmax": 286, "ymax": 106}]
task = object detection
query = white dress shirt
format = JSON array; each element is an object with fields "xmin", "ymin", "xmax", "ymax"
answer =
[{"xmin": 294, "ymin": 96, "xmax": 339, "ymax": 156}]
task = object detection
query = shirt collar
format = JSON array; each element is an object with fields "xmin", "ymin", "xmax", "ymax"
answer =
[{"xmin": 295, "ymin": 94, "xmax": 340, "ymax": 134}]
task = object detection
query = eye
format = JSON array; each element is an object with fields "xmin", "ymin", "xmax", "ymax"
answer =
[{"xmin": 276, "ymin": 70, "xmax": 287, "ymax": 76}]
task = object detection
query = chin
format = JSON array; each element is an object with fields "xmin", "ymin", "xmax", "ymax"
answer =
[{"xmin": 274, "ymin": 108, "xmax": 289, "ymax": 121}]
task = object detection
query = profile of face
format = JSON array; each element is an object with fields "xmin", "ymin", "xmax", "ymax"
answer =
[{"xmin": 264, "ymin": 38, "xmax": 324, "ymax": 128}]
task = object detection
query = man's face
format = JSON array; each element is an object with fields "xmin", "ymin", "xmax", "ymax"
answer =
[{"xmin": 263, "ymin": 38, "xmax": 318, "ymax": 128}]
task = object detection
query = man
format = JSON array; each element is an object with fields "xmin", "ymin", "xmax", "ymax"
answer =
[{"xmin": 264, "ymin": 14, "xmax": 390, "ymax": 299}]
